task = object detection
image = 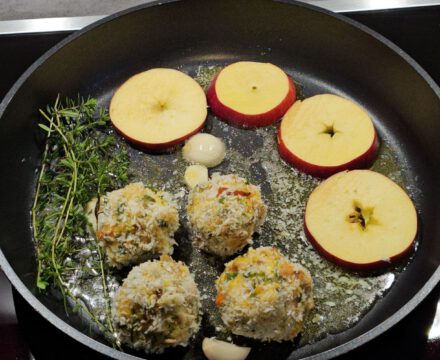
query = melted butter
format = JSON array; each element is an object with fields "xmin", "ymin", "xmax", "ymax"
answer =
[{"xmin": 62, "ymin": 65, "xmax": 414, "ymax": 353}]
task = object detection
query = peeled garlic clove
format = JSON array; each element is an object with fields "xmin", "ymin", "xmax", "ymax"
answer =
[
  {"xmin": 182, "ymin": 133, "xmax": 226, "ymax": 167},
  {"xmin": 202, "ymin": 337, "xmax": 251, "ymax": 360},
  {"xmin": 184, "ymin": 164, "xmax": 209, "ymax": 189},
  {"xmin": 85, "ymin": 197, "xmax": 98, "ymax": 234}
]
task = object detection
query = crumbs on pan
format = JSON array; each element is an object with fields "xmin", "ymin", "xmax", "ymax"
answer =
[{"xmin": 63, "ymin": 65, "xmax": 411, "ymax": 349}]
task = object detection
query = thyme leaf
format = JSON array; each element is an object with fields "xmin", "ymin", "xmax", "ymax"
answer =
[{"xmin": 32, "ymin": 95, "xmax": 129, "ymax": 348}]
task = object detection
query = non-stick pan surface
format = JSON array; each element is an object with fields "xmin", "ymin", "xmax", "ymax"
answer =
[{"xmin": 0, "ymin": 0, "xmax": 440, "ymax": 359}]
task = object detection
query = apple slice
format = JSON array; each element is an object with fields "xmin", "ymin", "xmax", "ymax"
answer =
[
  {"xmin": 304, "ymin": 170, "xmax": 417, "ymax": 270},
  {"xmin": 207, "ymin": 61, "xmax": 295, "ymax": 128},
  {"xmin": 278, "ymin": 94, "xmax": 379, "ymax": 178},
  {"xmin": 110, "ymin": 68, "xmax": 207, "ymax": 150}
]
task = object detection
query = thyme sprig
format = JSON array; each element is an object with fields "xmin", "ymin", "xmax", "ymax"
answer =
[{"xmin": 32, "ymin": 96, "xmax": 129, "ymax": 344}]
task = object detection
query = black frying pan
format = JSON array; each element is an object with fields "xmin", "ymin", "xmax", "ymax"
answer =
[{"xmin": 0, "ymin": 0, "xmax": 439, "ymax": 359}]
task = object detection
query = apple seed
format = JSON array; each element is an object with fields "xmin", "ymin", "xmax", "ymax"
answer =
[{"xmin": 347, "ymin": 202, "xmax": 377, "ymax": 230}]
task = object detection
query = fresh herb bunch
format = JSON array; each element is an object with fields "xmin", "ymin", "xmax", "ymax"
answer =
[{"xmin": 32, "ymin": 96, "xmax": 129, "ymax": 340}]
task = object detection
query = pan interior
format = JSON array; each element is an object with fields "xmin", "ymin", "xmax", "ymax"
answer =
[{"xmin": 0, "ymin": 1, "xmax": 439, "ymax": 359}]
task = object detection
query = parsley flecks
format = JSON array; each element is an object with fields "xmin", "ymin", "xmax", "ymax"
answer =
[{"xmin": 225, "ymin": 272, "xmax": 238, "ymax": 281}]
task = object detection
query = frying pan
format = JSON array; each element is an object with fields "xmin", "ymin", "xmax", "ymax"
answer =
[{"xmin": 0, "ymin": 0, "xmax": 439, "ymax": 359}]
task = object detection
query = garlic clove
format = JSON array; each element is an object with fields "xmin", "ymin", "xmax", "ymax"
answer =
[
  {"xmin": 184, "ymin": 165, "xmax": 209, "ymax": 189},
  {"xmin": 202, "ymin": 337, "xmax": 251, "ymax": 360},
  {"xmin": 182, "ymin": 133, "xmax": 226, "ymax": 167},
  {"xmin": 85, "ymin": 197, "xmax": 98, "ymax": 234}
]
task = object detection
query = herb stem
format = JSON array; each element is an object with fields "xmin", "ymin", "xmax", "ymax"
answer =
[
  {"xmin": 96, "ymin": 241, "xmax": 122, "ymax": 350},
  {"xmin": 32, "ymin": 96, "xmax": 129, "ymax": 348}
]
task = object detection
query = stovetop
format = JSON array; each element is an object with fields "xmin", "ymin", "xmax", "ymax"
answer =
[{"xmin": 0, "ymin": 4, "xmax": 439, "ymax": 360}]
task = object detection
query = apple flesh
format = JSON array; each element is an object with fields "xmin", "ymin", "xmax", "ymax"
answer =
[
  {"xmin": 207, "ymin": 61, "xmax": 295, "ymax": 128},
  {"xmin": 278, "ymin": 94, "xmax": 379, "ymax": 178},
  {"xmin": 110, "ymin": 68, "xmax": 207, "ymax": 150},
  {"xmin": 304, "ymin": 170, "xmax": 418, "ymax": 270}
]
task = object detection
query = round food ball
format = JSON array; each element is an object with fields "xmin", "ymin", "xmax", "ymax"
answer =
[
  {"xmin": 215, "ymin": 247, "xmax": 314, "ymax": 341},
  {"xmin": 96, "ymin": 182, "xmax": 179, "ymax": 268},
  {"xmin": 111, "ymin": 255, "xmax": 201, "ymax": 353},
  {"xmin": 187, "ymin": 173, "xmax": 267, "ymax": 257}
]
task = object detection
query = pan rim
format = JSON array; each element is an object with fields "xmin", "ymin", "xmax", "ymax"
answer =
[{"xmin": 0, "ymin": 0, "xmax": 439, "ymax": 359}]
